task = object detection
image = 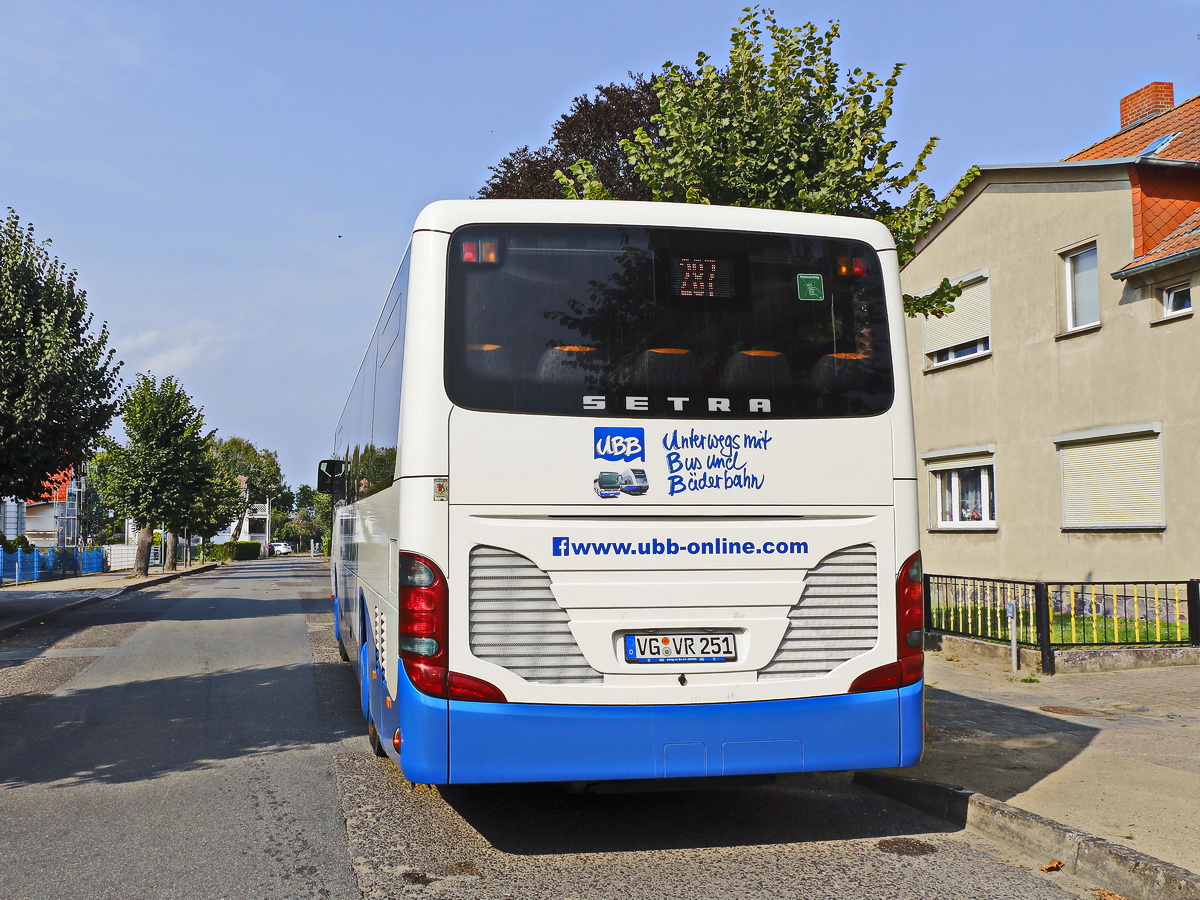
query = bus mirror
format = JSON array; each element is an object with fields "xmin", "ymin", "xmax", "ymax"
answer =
[{"xmin": 316, "ymin": 459, "xmax": 345, "ymax": 495}]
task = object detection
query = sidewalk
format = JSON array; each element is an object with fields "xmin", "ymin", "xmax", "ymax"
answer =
[
  {"xmin": 862, "ymin": 647, "xmax": 1200, "ymax": 900},
  {"xmin": 0, "ymin": 564, "xmax": 217, "ymax": 640}
]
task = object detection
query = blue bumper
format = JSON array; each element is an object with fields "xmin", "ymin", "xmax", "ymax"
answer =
[{"xmin": 384, "ymin": 673, "xmax": 923, "ymax": 785}]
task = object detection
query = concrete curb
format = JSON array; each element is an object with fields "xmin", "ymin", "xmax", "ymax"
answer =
[
  {"xmin": 0, "ymin": 564, "xmax": 219, "ymax": 640},
  {"xmin": 927, "ymin": 632, "xmax": 1200, "ymax": 674},
  {"xmin": 854, "ymin": 771, "xmax": 1200, "ymax": 900}
]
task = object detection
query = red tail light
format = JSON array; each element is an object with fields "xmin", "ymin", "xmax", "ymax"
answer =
[
  {"xmin": 397, "ymin": 552, "xmax": 506, "ymax": 703},
  {"xmin": 835, "ymin": 256, "xmax": 869, "ymax": 278},
  {"xmin": 850, "ymin": 551, "xmax": 924, "ymax": 692}
]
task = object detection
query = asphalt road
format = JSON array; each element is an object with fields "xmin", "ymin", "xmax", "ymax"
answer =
[{"xmin": 0, "ymin": 559, "xmax": 1105, "ymax": 900}]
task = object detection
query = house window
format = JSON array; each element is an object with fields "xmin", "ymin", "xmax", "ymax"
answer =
[
  {"xmin": 928, "ymin": 338, "xmax": 990, "ymax": 366},
  {"xmin": 933, "ymin": 466, "xmax": 996, "ymax": 528},
  {"xmin": 1065, "ymin": 244, "xmax": 1099, "ymax": 329},
  {"xmin": 922, "ymin": 273, "xmax": 990, "ymax": 368},
  {"xmin": 1163, "ymin": 283, "xmax": 1192, "ymax": 315},
  {"xmin": 1054, "ymin": 425, "xmax": 1164, "ymax": 529},
  {"xmin": 924, "ymin": 451, "xmax": 997, "ymax": 529}
]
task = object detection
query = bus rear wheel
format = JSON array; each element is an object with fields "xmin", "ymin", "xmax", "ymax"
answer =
[{"xmin": 366, "ymin": 721, "xmax": 387, "ymax": 757}]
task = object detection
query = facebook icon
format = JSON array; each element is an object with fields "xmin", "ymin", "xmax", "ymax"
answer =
[{"xmin": 552, "ymin": 537, "xmax": 570, "ymax": 556}]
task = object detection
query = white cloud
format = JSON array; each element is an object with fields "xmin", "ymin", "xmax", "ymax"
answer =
[
  {"xmin": 0, "ymin": 4, "xmax": 159, "ymax": 123},
  {"xmin": 118, "ymin": 319, "xmax": 240, "ymax": 382}
]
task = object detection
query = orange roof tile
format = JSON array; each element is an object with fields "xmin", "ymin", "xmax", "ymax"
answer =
[
  {"xmin": 1066, "ymin": 93, "xmax": 1200, "ymax": 163},
  {"xmin": 1116, "ymin": 206, "xmax": 1200, "ymax": 275},
  {"xmin": 26, "ymin": 469, "xmax": 73, "ymax": 505}
]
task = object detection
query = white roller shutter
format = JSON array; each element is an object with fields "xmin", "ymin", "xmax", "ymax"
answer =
[
  {"xmin": 925, "ymin": 452, "xmax": 993, "ymax": 472},
  {"xmin": 1060, "ymin": 433, "xmax": 1163, "ymax": 527},
  {"xmin": 923, "ymin": 276, "xmax": 990, "ymax": 355}
]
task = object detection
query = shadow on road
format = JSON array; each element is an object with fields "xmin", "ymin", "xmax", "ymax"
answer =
[
  {"xmin": 0, "ymin": 658, "xmax": 359, "ymax": 790},
  {"xmin": 435, "ymin": 688, "xmax": 1099, "ymax": 856},
  {"xmin": 903, "ymin": 684, "xmax": 1099, "ymax": 804},
  {"xmin": 437, "ymin": 773, "xmax": 958, "ymax": 854}
]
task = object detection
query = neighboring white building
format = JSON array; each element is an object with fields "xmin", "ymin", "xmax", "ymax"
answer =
[
  {"xmin": 901, "ymin": 82, "xmax": 1200, "ymax": 582},
  {"xmin": 1, "ymin": 498, "xmax": 26, "ymax": 541},
  {"xmin": 22, "ymin": 470, "xmax": 80, "ymax": 548},
  {"xmin": 210, "ymin": 502, "xmax": 270, "ymax": 546}
]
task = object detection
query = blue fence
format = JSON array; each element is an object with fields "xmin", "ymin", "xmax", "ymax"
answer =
[{"xmin": 0, "ymin": 547, "xmax": 106, "ymax": 585}]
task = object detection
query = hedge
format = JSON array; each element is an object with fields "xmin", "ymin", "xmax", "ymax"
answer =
[
  {"xmin": 226, "ymin": 541, "xmax": 261, "ymax": 561},
  {"xmin": 201, "ymin": 541, "xmax": 261, "ymax": 562}
]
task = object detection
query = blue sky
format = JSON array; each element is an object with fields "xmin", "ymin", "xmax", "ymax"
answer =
[{"xmin": 2, "ymin": 0, "xmax": 1197, "ymax": 488}]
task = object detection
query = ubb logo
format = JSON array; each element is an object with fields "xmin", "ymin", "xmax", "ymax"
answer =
[{"xmin": 594, "ymin": 427, "xmax": 645, "ymax": 462}]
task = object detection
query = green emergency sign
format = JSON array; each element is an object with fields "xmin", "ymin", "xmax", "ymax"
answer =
[{"xmin": 796, "ymin": 274, "xmax": 824, "ymax": 301}]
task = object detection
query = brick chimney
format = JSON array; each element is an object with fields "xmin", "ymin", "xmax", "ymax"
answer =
[{"xmin": 1120, "ymin": 82, "xmax": 1174, "ymax": 128}]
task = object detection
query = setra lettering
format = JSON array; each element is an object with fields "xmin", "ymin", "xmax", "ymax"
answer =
[{"xmin": 582, "ymin": 395, "xmax": 769, "ymax": 413}]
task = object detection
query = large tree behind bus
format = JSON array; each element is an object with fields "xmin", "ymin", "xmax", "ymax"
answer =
[
  {"xmin": 552, "ymin": 7, "xmax": 977, "ymax": 318},
  {"xmin": 477, "ymin": 74, "xmax": 662, "ymax": 201},
  {"xmin": 0, "ymin": 209, "xmax": 122, "ymax": 500}
]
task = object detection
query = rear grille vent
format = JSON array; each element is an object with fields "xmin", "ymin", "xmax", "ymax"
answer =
[
  {"xmin": 759, "ymin": 544, "xmax": 879, "ymax": 680},
  {"xmin": 468, "ymin": 545, "xmax": 602, "ymax": 685}
]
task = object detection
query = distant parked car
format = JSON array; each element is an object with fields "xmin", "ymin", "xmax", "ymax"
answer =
[{"xmin": 270, "ymin": 542, "xmax": 292, "ymax": 555}]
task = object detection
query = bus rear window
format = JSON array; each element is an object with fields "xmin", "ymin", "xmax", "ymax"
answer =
[{"xmin": 444, "ymin": 224, "xmax": 893, "ymax": 419}]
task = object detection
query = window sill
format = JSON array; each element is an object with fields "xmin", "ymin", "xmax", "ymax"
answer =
[
  {"xmin": 928, "ymin": 525, "xmax": 999, "ymax": 533},
  {"xmin": 1054, "ymin": 323, "xmax": 1101, "ymax": 341},
  {"xmin": 1061, "ymin": 525, "xmax": 1165, "ymax": 532},
  {"xmin": 923, "ymin": 350, "xmax": 992, "ymax": 374},
  {"xmin": 1150, "ymin": 309, "xmax": 1193, "ymax": 327}
]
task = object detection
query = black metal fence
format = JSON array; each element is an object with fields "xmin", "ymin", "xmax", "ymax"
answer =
[{"xmin": 926, "ymin": 574, "xmax": 1200, "ymax": 674}]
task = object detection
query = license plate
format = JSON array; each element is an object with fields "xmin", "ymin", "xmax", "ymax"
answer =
[{"xmin": 624, "ymin": 632, "xmax": 737, "ymax": 663}]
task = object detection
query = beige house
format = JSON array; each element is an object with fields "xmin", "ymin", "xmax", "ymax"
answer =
[{"xmin": 902, "ymin": 83, "xmax": 1200, "ymax": 582}]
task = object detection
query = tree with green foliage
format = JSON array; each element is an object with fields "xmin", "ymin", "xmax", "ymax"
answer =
[
  {"xmin": 213, "ymin": 436, "xmax": 283, "ymax": 543},
  {"xmin": 277, "ymin": 483, "xmax": 325, "ymax": 553},
  {"xmin": 554, "ymin": 7, "xmax": 977, "ymax": 318},
  {"xmin": 280, "ymin": 507, "xmax": 320, "ymax": 553},
  {"xmin": 313, "ymin": 491, "xmax": 333, "ymax": 556},
  {"xmin": 478, "ymin": 75, "xmax": 662, "ymax": 201},
  {"xmin": 0, "ymin": 209, "xmax": 123, "ymax": 499},
  {"xmin": 90, "ymin": 375, "xmax": 215, "ymax": 576},
  {"xmin": 185, "ymin": 453, "xmax": 243, "ymax": 542},
  {"xmin": 0, "ymin": 533, "xmax": 35, "ymax": 554},
  {"xmin": 295, "ymin": 483, "xmax": 316, "ymax": 513},
  {"xmin": 266, "ymin": 485, "xmax": 295, "ymax": 548}
]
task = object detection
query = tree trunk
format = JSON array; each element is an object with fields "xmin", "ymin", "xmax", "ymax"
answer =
[
  {"xmin": 164, "ymin": 532, "xmax": 178, "ymax": 571},
  {"xmin": 229, "ymin": 506, "xmax": 246, "ymax": 543},
  {"xmin": 133, "ymin": 525, "xmax": 153, "ymax": 577}
]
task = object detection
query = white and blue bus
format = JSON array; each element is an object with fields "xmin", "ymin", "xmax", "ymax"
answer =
[{"xmin": 318, "ymin": 199, "xmax": 923, "ymax": 786}]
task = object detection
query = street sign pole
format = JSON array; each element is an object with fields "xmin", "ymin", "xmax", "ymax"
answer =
[{"xmin": 1006, "ymin": 600, "xmax": 1017, "ymax": 672}]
